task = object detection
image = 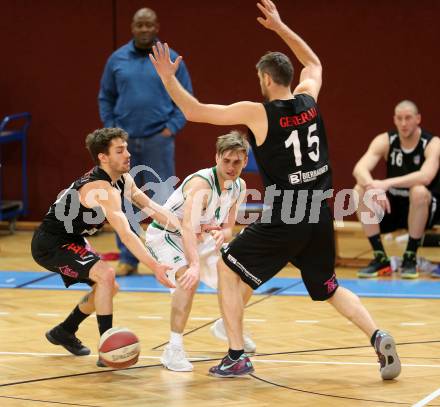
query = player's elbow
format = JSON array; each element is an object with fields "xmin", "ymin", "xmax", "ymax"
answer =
[
  {"xmin": 184, "ymin": 106, "xmax": 199, "ymax": 122},
  {"xmin": 314, "ymin": 60, "xmax": 323, "ymax": 72},
  {"xmin": 308, "ymin": 60, "xmax": 322, "ymax": 75},
  {"xmin": 352, "ymin": 163, "xmax": 361, "ymax": 180},
  {"xmin": 184, "ymin": 102, "xmax": 207, "ymax": 123},
  {"xmin": 420, "ymin": 173, "xmax": 433, "ymax": 186}
]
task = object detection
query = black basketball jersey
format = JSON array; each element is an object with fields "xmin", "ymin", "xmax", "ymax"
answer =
[
  {"xmin": 248, "ymin": 94, "xmax": 333, "ymax": 216},
  {"xmin": 386, "ymin": 130, "xmax": 440, "ymax": 197},
  {"xmin": 41, "ymin": 166, "xmax": 125, "ymax": 236}
]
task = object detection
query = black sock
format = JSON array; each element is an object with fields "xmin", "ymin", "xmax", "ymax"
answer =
[
  {"xmin": 61, "ymin": 306, "xmax": 89, "ymax": 334},
  {"xmin": 97, "ymin": 314, "xmax": 113, "ymax": 336},
  {"xmin": 370, "ymin": 329, "xmax": 380, "ymax": 347},
  {"xmin": 406, "ymin": 237, "xmax": 421, "ymax": 254},
  {"xmin": 228, "ymin": 348, "xmax": 244, "ymax": 360},
  {"xmin": 368, "ymin": 234, "xmax": 385, "ymax": 253}
]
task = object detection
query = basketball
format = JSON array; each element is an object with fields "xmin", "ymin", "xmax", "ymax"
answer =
[{"xmin": 98, "ymin": 327, "xmax": 140, "ymax": 369}]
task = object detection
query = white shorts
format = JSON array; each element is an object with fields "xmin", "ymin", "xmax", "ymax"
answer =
[{"xmin": 145, "ymin": 225, "xmax": 219, "ymax": 289}]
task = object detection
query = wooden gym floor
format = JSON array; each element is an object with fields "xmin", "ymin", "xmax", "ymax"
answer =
[{"xmin": 0, "ymin": 225, "xmax": 440, "ymax": 406}]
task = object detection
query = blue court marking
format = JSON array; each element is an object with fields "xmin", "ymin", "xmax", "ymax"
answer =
[
  {"xmin": 20, "ymin": 273, "xmax": 219, "ymax": 293},
  {"xmin": 0, "ymin": 271, "xmax": 52, "ymax": 288},
  {"xmin": 333, "ymin": 279, "xmax": 440, "ymax": 299},
  {"xmin": 272, "ymin": 277, "xmax": 440, "ymax": 299},
  {"xmin": 0, "ymin": 271, "xmax": 439, "ymax": 298}
]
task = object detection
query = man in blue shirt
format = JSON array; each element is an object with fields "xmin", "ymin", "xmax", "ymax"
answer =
[{"xmin": 98, "ymin": 7, "xmax": 193, "ymax": 275}]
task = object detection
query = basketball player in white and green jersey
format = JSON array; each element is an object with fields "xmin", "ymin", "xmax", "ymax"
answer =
[{"xmin": 145, "ymin": 130, "xmax": 255, "ymax": 371}]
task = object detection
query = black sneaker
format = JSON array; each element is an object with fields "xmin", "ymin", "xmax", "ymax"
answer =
[
  {"xmin": 358, "ymin": 251, "xmax": 392, "ymax": 278},
  {"xmin": 96, "ymin": 358, "xmax": 107, "ymax": 368},
  {"xmin": 45, "ymin": 325, "xmax": 91, "ymax": 356},
  {"xmin": 401, "ymin": 251, "xmax": 419, "ymax": 279},
  {"xmin": 374, "ymin": 330, "xmax": 401, "ymax": 380}
]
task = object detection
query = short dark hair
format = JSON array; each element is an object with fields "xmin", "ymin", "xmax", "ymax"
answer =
[
  {"xmin": 85, "ymin": 128, "xmax": 128, "ymax": 165},
  {"xmin": 256, "ymin": 51, "xmax": 293, "ymax": 86}
]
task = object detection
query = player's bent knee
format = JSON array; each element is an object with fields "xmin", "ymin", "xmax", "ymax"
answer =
[
  {"xmin": 313, "ymin": 287, "xmax": 339, "ymax": 302},
  {"xmin": 409, "ymin": 185, "xmax": 430, "ymax": 206},
  {"xmin": 90, "ymin": 261, "xmax": 115, "ymax": 286}
]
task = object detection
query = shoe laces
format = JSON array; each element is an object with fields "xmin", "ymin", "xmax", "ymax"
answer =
[
  {"xmin": 376, "ymin": 351, "xmax": 386, "ymax": 368},
  {"xmin": 372, "ymin": 251, "xmax": 388, "ymax": 264},
  {"xmin": 374, "ymin": 331, "xmax": 388, "ymax": 368},
  {"xmin": 67, "ymin": 332, "xmax": 83, "ymax": 346},
  {"xmin": 168, "ymin": 346, "xmax": 188, "ymax": 361},
  {"xmin": 367, "ymin": 253, "xmax": 388, "ymax": 268},
  {"xmin": 219, "ymin": 355, "xmax": 236, "ymax": 367}
]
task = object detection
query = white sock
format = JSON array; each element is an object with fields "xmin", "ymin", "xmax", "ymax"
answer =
[{"xmin": 169, "ymin": 331, "xmax": 183, "ymax": 347}]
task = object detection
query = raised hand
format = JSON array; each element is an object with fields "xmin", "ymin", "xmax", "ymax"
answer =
[
  {"xmin": 256, "ymin": 0, "xmax": 283, "ymax": 31},
  {"xmin": 149, "ymin": 42, "xmax": 182, "ymax": 80}
]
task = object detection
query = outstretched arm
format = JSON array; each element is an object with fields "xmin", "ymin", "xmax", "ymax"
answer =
[
  {"xmin": 125, "ymin": 173, "xmax": 181, "ymax": 232},
  {"xmin": 149, "ymin": 43, "xmax": 264, "ymax": 130},
  {"xmin": 257, "ymin": 0, "xmax": 322, "ymax": 100},
  {"xmin": 96, "ymin": 185, "xmax": 175, "ymax": 288}
]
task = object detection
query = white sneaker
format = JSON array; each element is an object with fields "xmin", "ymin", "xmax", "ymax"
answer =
[
  {"xmin": 161, "ymin": 345, "xmax": 193, "ymax": 372},
  {"xmin": 210, "ymin": 319, "xmax": 257, "ymax": 353}
]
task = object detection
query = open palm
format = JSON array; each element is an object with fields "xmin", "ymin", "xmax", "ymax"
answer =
[
  {"xmin": 257, "ymin": 0, "xmax": 282, "ymax": 31},
  {"xmin": 149, "ymin": 42, "xmax": 182, "ymax": 80}
]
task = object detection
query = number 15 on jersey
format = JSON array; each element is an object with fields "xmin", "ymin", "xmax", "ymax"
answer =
[{"xmin": 285, "ymin": 123, "xmax": 320, "ymax": 167}]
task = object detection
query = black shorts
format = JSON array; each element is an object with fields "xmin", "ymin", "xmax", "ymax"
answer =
[
  {"xmin": 31, "ymin": 226, "xmax": 100, "ymax": 288},
  {"xmin": 221, "ymin": 205, "xmax": 338, "ymax": 301},
  {"xmin": 380, "ymin": 193, "xmax": 440, "ymax": 233}
]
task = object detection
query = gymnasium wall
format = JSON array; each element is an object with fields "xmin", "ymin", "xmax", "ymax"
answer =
[{"xmin": 1, "ymin": 0, "xmax": 439, "ymax": 220}]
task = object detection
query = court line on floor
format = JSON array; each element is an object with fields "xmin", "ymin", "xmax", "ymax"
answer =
[
  {"xmin": 150, "ymin": 280, "xmax": 304, "ymax": 350},
  {"xmin": 253, "ymin": 339, "xmax": 440, "ymax": 358},
  {"xmin": 16, "ymin": 273, "xmax": 54, "ymax": 288},
  {"xmin": 2, "ymin": 350, "xmax": 431, "ymax": 406},
  {"xmin": 1, "ymin": 338, "xmax": 439, "ymax": 387},
  {"xmin": 250, "ymin": 373, "xmax": 410, "ymax": 406},
  {"xmin": 0, "ymin": 395, "xmax": 99, "ymax": 407},
  {"xmin": 1, "ymin": 350, "xmax": 440, "ymax": 369},
  {"xmin": 413, "ymin": 388, "xmax": 440, "ymax": 407}
]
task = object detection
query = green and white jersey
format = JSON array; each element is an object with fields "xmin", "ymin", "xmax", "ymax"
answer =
[{"xmin": 152, "ymin": 167, "xmax": 243, "ymax": 233}]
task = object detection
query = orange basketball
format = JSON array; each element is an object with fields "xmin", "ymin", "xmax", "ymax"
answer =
[{"xmin": 98, "ymin": 327, "xmax": 140, "ymax": 368}]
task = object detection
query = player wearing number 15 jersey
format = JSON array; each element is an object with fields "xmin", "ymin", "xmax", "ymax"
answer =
[{"xmin": 150, "ymin": 0, "xmax": 400, "ymax": 381}]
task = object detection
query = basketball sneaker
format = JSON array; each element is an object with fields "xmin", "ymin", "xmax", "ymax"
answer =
[
  {"xmin": 431, "ymin": 265, "xmax": 440, "ymax": 278},
  {"xmin": 357, "ymin": 251, "xmax": 392, "ymax": 278},
  {"xmin": 374, "ymin": 330, "xmax": 401, "ymax": 380},
  {"xmin": 209, "ymin": 353, "xmax": 254, "ymax": 378},
  {"xmin": 210, "ymin": 319, "xmax": 257, "ymax": 353},
  {"xmin": 401, "ymin": 251, "xmax": 419, "ymax": 279},
  {"xmin": 45, "ymin": 325, "xmax": 90, "ymax": 356},
  {"xmin": 161, "ymin": 345, "xmax": 193, "ymax": 372},
  {"xmin": 96, "ymin": 359, "xmax": 107, "ymax": 368}
]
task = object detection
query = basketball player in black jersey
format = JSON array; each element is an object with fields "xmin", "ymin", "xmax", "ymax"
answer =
[
  {"xmin": 150, "ymin": 0, "xmax": 401, "ymax": 380},
  {"xmin": 354, "ymin": 100, "xmax": 440, "ymax": 279},
  {"xmin": 31, "ymin": 128, "xmax": 177, "ymax": 366}
]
